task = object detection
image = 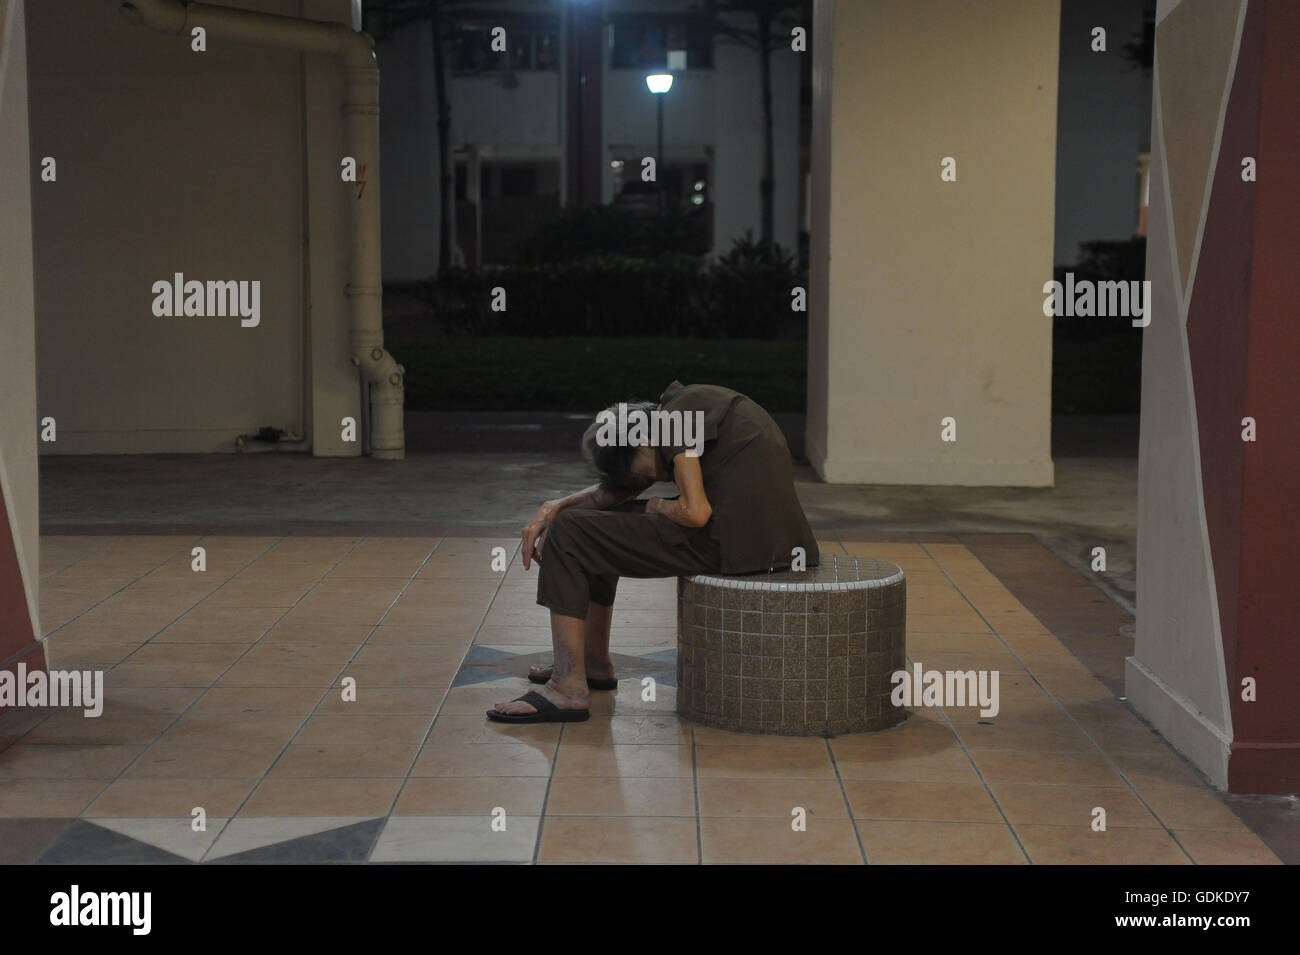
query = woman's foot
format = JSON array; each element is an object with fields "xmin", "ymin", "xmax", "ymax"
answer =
[
  {"xmin": 529, "ymin": 659, "xmax": 615, "ymax": 684},
  {"xmin": 492, "ymin": 679, "xmax": 589, "ymax": 716}
]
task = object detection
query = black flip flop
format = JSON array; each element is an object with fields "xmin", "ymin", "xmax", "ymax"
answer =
[
  {"xmin": 486, "ymin": 690, "xmax": 590, "ymax": 724},
  {"xmin": 528, "ymin": 671, "xmax": 618, "ymax": 691}
]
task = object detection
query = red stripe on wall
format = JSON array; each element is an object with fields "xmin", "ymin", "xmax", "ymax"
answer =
[
  {"xmin": 1183, "ymin": 0, "xmax": 1261, "ymax": 756},
  {"xmin": 1229, "ymin": 0, "xmax": 1300, "ymax": 793}
]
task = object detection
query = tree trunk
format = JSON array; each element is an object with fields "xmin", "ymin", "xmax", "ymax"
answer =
[
  {"xmin": 757, "ymin": 7, "xmax": 774, "ymax": 245},
  {"xmin": 431, "ymin": 1, "xmax": 454, "ymax": 272}
]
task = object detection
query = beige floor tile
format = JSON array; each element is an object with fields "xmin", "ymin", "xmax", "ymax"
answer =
[
  {"xmin": 383, "ymin": 602, "xmax": 488, "ymax": 627},
  {"xmin": 1172, "ymin": 829, "xmax": 1283, "ymax": 864},
  {"xmin": 107, "ymin": 661, "xmax": 230, "ymax": 687},
  {"xmin": 253, "ymin": 623, "xmax": 372, "ymax": 646},
  {"xmin": 538, "ymin": 815, "xmax": 697, "ymax": 864},
  {"xmin": 187, "ymin": 686, "xmax": 324, "ymax": 715},
  {"xmin": 699, "ymin": 777, "xmax": 847, "ymax": 818},
  {"xmin": 701, "ymin": 817, "xmax": 863, "ymax": 864},
  {"xmin": 1137, "ymin": 786, "xmax": 1249, "ymax": 831},
  {"xmin": 366, "ymin": 625, "xmax": 477, "ymax": 646},
  {"xmin": 123, "ymin": 642, "xmax": 247, "ymax": 667},
  {"xmin": 559, "ymin": 715, "xmax": 691, "ymax": 746},
  {"xmin": 695, "ymin": 742, "xmax": 835, "ymax": 779},
  {"xmin": 411, "ymin": 742, "xmax": 555, "ymax": 777},
  {"xmin": 269, "ymin": 743, "xmax": 419, "ymax": 777},
  {"xmin": 99, "ymin": 686, "xmax": 204, "ymax": 715},
  {"xmin": 844, "ymin": 780, "xmax": 1002, "ymax": 822},
  {"xmin": 1014, "ymin": 824, "xmax": 1192, "ymax": 864},
  {"xmin": 0, "ymin": 743, "xmax": 145, "ymax": 779},
  {"xmin": 83, "ymin": 777, "xmax": 255, "ymax": 817},
  {"xmin": 42, "ymin": 637, "xmax": 143, "ymax": 668},
  {"xmin": 160, "ymin": 605, "xmax": 284, "ymax": 633},
  {"xmin": 1109, "ymin": 748, "xmax": 1211, "ymax": 790},
  {"xmin": 218, "ymin": 661, "xmax": 346, "ymax": 687},
  {"xmin": 424, "ymin": 713, "xmax": 559, "ymax": 748},
  {"xmin": 833, "ymin": 745, "xmax": 980, "ymax": 783},
  {"xmin": 856, "ymin": 819, "xmax": 1027, "ymax": 864},
  {"xmin": 988, "ymin": 783, "xmax": 1160, "ymax": 828},
  {"xmin": 21, "ymin": 712, "xmax": 174, "ymax": 745},
  {"xmin": 158, "ymin": 713, "xmax": 306, "ymax": 747},
  {"xmin": 908, "ymin": 615, "xmax": 993, "ymax": 634},
  {"xmin": 295, "ymin": 713, "xmax": 433, "ymax": 746},
  {"xmin": 393, "ymin": 777, "xmax": 549, "ymax": 816},
  {"xmin": 952, "ymin": 718, "xmax": 1101, "ymax": 753},
  {"xmin": 832, "ymin": 715, "xmax": 960, "ymax": 750},
  {"xmin": 0, "ymin": 778, "xmax": 108, "ymax": 816},
  {"xmin": 240, "ymin": 777, "xmax": 403, "ymax": 816},
  {"xmin": 338, "ymin": 663, "xmax": 457, "ymax": 688},
  {"xmin": 692, "ymin": 725, "xmax": 813, "ymax": 746},
  {"xmin": 971, "ymin": 750, "xmax": 1127, "ymax": 787},
  {"xmin": 556, "ymin": 743, "xmax": 693, "ymax": 778},
  {"xmin": 547, "ymin": 776, "xmax": 697, "ymax": 816},
  {"xmin": 349, "ymin": 644, "xmax": 468, "ymax": 669},
  {"xmin": 314, "ymin": 686, "xmax": 446, "ymax": 715},
  {"xmin": 906, "ymin": 633, "xmax": 1010, "ymax": 655},
  {"xmin": 125, "ymin": 740, "xmax": 283, "ymax": 778}
]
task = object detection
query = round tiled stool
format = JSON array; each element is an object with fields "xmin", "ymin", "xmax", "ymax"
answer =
[{"xmin": 676, "ymin": 554, "xmax": 907, "ymax": 736}]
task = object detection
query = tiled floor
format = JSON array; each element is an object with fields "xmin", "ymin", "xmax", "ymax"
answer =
[{"xmin": 0, "ymin": 533, "xmax": 1283, "ymax": 865}]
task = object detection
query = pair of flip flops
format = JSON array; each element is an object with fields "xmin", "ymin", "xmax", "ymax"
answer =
[{"xmin": 486, "ymin": 690, "xmax": 590, "ymax": 724}]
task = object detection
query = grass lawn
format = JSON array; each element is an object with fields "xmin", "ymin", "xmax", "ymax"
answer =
[{"xmin": 394, "ymin": 336, "xmax": 808, "ymax": 412}]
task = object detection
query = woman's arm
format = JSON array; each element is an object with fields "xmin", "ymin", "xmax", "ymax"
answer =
[
  {"xmin": 521, "ymin": 482, "xmax": 644, "ymax": 570},
  {"xmin": 647, "ymin": 452, "xmax": 713, "ymax": 528}
]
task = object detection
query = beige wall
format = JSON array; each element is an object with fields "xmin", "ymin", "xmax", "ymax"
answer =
[
  {"xmin": 27, "ymin": 0, "xmax": 360, "ymax": 456},
  {"xmin": 0, "ymin": 0, "xmax": 39, "ymax": 637},
  {"xmin": 808, "ymin": 0, "xmax": 1059, "ymax": 486}
]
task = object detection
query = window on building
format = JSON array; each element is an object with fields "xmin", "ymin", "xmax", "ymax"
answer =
[
  {"xmin": 610, "ymin": 15, "xmax": 713, "ymax": 70},
  {"xmin": 452, "ymin": 17, "xmax": 559, "ymax": 74}
]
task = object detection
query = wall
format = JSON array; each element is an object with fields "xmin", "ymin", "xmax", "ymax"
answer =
[
  {"xmin": 807, "ymin": 0, "xmax": 1059, "ymax": 486},
  {"xmin": 0, "ymin": 0, "xmax": 44, "ymax": 676},
  {"xmin": 26, "ymin": 0, "xmax": 360, "ymax": 455},
  {"xmin": 1129, "ymin": 0, "xmax": 1299, "ymax": 793}
]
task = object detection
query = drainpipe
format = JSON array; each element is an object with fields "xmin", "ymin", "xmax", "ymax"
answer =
[{"xmin": 120, "ymin": 0, "xmax": 405, "ymax": 459}]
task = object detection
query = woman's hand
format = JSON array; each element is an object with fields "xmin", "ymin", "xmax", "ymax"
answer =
[{"xmin": 521, "ymin": 500, "xmax": 558, "ymax": 570}]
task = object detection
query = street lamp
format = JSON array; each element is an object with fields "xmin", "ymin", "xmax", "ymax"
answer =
[{"xmin": 646, "ymin": 72, "xmax": 673, "ymax": 209}]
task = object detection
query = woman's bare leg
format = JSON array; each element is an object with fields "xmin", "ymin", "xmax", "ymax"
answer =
[
  {"xmin": 528, "ymin": 600, "xmax": 615, "ymax": 683},
  {"xmin": 494, "ymin": 610, "xmax": 591, "ymax": 714}
]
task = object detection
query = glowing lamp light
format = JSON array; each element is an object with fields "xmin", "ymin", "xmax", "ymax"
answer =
[{"xmin": 645, "ymin": 73, "xmax": 674, "ymax": 94}]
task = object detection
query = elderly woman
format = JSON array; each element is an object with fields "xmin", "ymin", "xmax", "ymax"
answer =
[{"xmin": 488, "ymin": 380, "xmax": 818, "ymax": 723}]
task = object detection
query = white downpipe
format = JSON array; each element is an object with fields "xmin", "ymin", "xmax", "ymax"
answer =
[{"xmin": 120, "ymin": 0, "xmax": 405, "ymax": 459}]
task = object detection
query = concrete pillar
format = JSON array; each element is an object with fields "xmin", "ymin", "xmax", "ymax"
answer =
[
  {"xmin": 1128, "ymin": 0, "xmax": 1300, "ymax": 793},
  {"xmin": 303, "ymin": 0, "xmax": 365, "ymax": 456},
  {"xmin": 0, "ymin": 0, "xmax": 45, "ymax": 680},
  {"xmin": 807, "ymin": 0, "xmax": 1059, "ymax": 486}
]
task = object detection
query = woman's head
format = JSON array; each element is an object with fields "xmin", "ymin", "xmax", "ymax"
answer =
[{"xmin": 582, "ymin": 399, "xmax": 665, "ymax": 490}]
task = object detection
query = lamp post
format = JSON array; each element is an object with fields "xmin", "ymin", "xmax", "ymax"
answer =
[{"xmin": 646, "ymin": 72, "xmax": 673, "ymax": 209}]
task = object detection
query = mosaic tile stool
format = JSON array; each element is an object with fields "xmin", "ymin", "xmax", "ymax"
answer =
[{"xmin": 676, "ymin": 555, "xmax": 907, "ymax": 736}]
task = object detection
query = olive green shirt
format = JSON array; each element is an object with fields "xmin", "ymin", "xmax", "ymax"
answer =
[{"xmin": 655, "ymin": 380, "xmax": 819, "ymax": 574}]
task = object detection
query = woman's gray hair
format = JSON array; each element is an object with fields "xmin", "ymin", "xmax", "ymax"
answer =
[{"xmin": 581, "ymin": 399, "xmax": 658, "ymax": 490}]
